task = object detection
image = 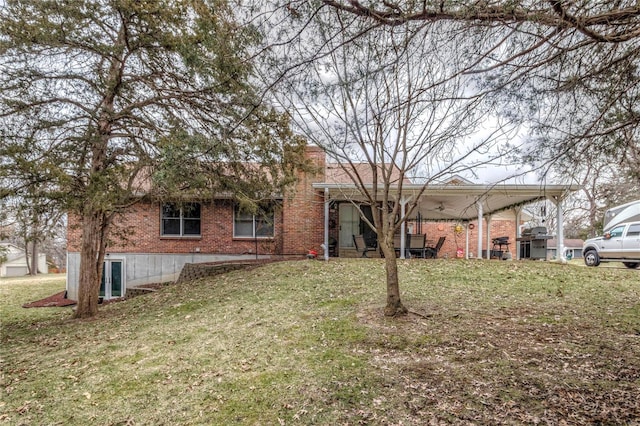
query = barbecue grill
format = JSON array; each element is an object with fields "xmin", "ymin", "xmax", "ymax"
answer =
[
  {"xmin": 491, "ymin": 236, "xmax": 510, "ymax": 259},
  {"xmin": 517, "ymin": 227, "xmax": 552, "ymax": 260}
]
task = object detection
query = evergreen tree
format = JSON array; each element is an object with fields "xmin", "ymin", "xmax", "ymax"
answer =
[{"xmin": 0, "ymin": 0, "xmax": 306, "ymax": 318}]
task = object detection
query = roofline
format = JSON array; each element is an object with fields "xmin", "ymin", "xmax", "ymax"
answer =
[
  {"xmin": 313, "ymin": 182, "xmax": 580, "ymax": 220},
  {"xmin": 313, "ymin": 182, "xmax": 579, "ymax": 195},
  {"xmin": 130, "ymin": 192, "xmax": 285, "ymax": 201}
]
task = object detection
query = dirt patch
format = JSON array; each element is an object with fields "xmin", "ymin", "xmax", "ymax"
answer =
[
  {"xmin": 22, "ymin": 291, "xmax": 76, "ymax": 308},
  {"xmin": 23, "ymin": 292, "xmax": 126, "ymax": 308},
  {"xmin": 355, "ymin": 304, "xmax": 640, "ymax": 424}
]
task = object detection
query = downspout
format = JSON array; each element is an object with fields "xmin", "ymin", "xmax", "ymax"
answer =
[
  {"xmin": 465, "ymin": 222, "xmax": 470, "ymax": 259},
  {"xmin": 324, "ymin": 187, "xmax": 330, "ymax": 261},
  {"xmin": 553, "ymin": 195, "xmax": 566, "ymax": 263},
  {"xmin": 476, "ymin": 201, "xmax": 483, "ymax": 259}
]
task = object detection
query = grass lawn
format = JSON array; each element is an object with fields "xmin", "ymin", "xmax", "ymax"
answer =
[{"xmin": 1, "ymin": 260, "xmax": 639, "ymax": 425}]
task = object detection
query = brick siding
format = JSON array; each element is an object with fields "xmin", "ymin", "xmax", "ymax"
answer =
[
  {"xmin": 281, "ymin": 146, "xmax": 326, "ymax": 255},
  {"xmin": 67, "ymin": 146, "xmax": 327, "ymax": 257},
  {"xmin": 66, "ymin": 145, "xmax": 521, "ymax": 259},
  {"xmin": 419, "ymin": 218, "xmax": 518, "ymax": 259},
  {"xmin": 68, "ymin": 200, "xmax": 285, "ymax": 255}
]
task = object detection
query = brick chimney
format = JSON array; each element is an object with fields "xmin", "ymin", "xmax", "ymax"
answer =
[{"xmin": 281, "ymin": 145, "xmax": 326, "ymax": 256}]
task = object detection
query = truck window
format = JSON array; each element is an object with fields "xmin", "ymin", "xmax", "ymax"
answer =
[
  {"xmin": 609, "ymin": 226, "xmax": 625, "ymax": 238},
  {"xmin": 626, "ymin": 224, "xmax": 640, "ymax": 237}
]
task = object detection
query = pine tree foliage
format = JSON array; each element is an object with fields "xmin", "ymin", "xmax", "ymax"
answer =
[{"xmin": 0, "ymin": 0, "xmax": 307, "ymax": 317}]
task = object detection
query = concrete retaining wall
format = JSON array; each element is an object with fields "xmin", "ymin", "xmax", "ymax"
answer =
[{"xmin": 66, "ymin": 252, "xmax": 271, "ymax": 300}]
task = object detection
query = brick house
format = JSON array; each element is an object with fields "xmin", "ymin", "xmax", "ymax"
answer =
[
  {"xmin": 66, "ymin": 145, "xmax": 576, "ymax": 300},
  {"xmin": 66, "ymin": 146, "xmax": 326, "ymax": 300}
]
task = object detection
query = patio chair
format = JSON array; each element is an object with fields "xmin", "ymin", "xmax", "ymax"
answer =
[
  {"xmin": 408, "ymin": 234, "xmax": 427, "ymax": 258},
  {"xmin": 320, "ymin": 236, "xmax": 338, "ymax": 257},
  {"xmin": 328, "ymin": 236, "xmax": 337, "ymax": 257},
  {"xmin": 353, "ymin": 234, "xmax": 376, "ymax": 257},
  {"xmin": 425, "ymin": 236, "xmax": 446, "ymax": 259},
  {"xmin": 392, "ymin": 234, "xmax": 410, "ymax": 258}
]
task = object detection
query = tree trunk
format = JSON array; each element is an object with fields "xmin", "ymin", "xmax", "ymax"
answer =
[
  {"xmin": 23, "ymin": 237, "xmax": 32, "ymax": 275},
  {"xmin": 30, "ymin": 240, "xmax": 38, "ymax": 275},
  {"xmin": 72, "ymin": 22, "xmax": 122, "ymax": 319},
  {"xmin": 380, "ymin": 242, "xmax": 407, "ymax": 317},
  {"xmin": 74, "ymin": 211, "xmax": 107, "ymax": 319}
]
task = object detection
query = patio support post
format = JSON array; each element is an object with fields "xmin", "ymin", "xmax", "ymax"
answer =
[
  {"xmin": 323, "ymin": 187, "xmax": 330, "ymax": 261},
  {"xmin": 476, "ymin": 201, "xmax": 483, "ymax": 259},
  {"xmin": 514, "ymin": 207, "xmax": 522, "ymax": 260},
  {"xmin": 465, "ymin": 222, "xmax": 470, "ymax": 259},
  {"xmin": 552, "ymin": 195, "xmax": 566, "ymax": 263}
]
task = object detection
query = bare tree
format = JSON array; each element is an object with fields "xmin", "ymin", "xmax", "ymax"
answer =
[
  {"xmin": 554, "ymin": 160, "xmax": 639, "ymax": 238},
  {"xmin": 321, "ymin": 1, "xmax": 640, "ymax": 43},
  {"xmin": 270, "ymin": 14, "xmax": 519, "ymax": 315},
  {"xmin": 319, "ymin": 1, "xmax": 640, "ymax": 177}
]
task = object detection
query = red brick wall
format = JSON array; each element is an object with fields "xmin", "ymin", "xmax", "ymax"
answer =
[
  {"xmin": 281, "ymin": 146, "xmax": 326, "ymax": 255},
  {"xmin": 66, "ymin": 146, "xmax": 522, "ymax": 259},
  {"xmin": 418, "ymin": 218, "xmax": 518, "ymax": 258},
  {"xmin": 67, "ymin": 146, "xmax": 327, "ymax": 257},
  {"xmin": 67, "ymin": 200, "xmax": 282, "ymax": 255}
]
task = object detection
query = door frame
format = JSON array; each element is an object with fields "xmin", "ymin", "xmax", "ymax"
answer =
[
  {"xmin": 338, "ymin": 203, "xmax": 360, "ymax": 248},
  {"xmin": 338, "ymin": 202, "xmax": 377, "ymax": 249},
  {"xmin": 101, "ymin": 257, "xmax": 125, "ymax": 300},
  {"xmin": 622, "ymin": 222, "xmax": 640, "ymax": 256}
]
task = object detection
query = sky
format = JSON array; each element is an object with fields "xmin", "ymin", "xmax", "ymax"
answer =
[{"xmin": 251, "ymin": 7, "xmax": 556, "ymax": 188}]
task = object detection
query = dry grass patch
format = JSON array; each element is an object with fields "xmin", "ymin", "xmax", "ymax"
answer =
[{"xmin": 1, "ymin": 261, "xmax": 639, "ymax": 425}]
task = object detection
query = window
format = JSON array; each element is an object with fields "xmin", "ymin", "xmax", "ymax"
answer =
[
  {"xmin": 626, "ymin": 224, "xmax": 640, "ymax": 237},
  {"xmin": 161, "ymin": 203, "xmax": 201, "ymax": 236},
  {"xmin": 234, "ymin": 204, "xmax": 275, "ymax": 238},
  {"xmin": 609, "ymin": 225, "xmax": 625, "ymax": 238}
]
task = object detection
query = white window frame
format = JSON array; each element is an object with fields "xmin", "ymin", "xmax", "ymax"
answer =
[
  {"xmin": 161, "ymin": 202, "xmax": 201, "ymax": 237},
  {"xmin": 233, "ymin": 204, "xmax": 275, "ymax": 239}
]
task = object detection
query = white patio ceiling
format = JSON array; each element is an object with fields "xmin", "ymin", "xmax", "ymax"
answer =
[{"xmin": 313, "ymin": 182, "xmax": 580, "ymax": 221}]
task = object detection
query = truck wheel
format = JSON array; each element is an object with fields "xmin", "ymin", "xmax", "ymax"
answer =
[
  {"xmin": 623, "ymin": 262, "xmax": 640, "ymax": 269},
  {"xmin": 584, "ymin": 250, "xmax": 600, "ymax": 267}
]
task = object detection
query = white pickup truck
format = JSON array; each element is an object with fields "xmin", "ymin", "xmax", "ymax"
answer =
[{"xmin": 583, "ymin": 221, "xmax": 640, "ymax": 269}]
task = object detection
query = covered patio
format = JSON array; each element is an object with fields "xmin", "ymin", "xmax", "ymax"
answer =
[{"xmin": 315, "ymin": 182, "xmax": 580, "ymax": 261}]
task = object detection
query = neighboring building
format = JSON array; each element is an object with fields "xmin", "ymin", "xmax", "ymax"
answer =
[
  {"xmin": 0, "ymin": 242, "xmax": 48, "ymax": 277},
  {"xmin": 66, "ymin": 146, "xmax": 578, "ymax": 300},
  {"xmin": 547, "ymin": 238, "xmax": 585, "ymax": 260}
]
